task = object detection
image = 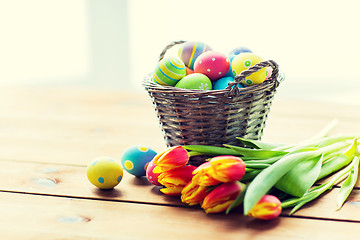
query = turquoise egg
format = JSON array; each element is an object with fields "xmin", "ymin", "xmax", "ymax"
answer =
[
  {"xmin": 121, "ymin": 145, "xmax": 157, "ymax": 177},
  {"xmin": 213, "ymin": 76, "xmax": 243, "ymax": 90}
]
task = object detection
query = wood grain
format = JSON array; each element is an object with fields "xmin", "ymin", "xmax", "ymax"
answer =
[
  {"xmin": 0, "ymin": 87, "xmax": 359, "ymax": 239},
  {"xmin": 0, "ymin": 191, "xmax": 359, "ymax": 240}
]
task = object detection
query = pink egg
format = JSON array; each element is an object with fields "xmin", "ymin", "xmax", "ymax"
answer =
[
  {"xmin": 194, "ymin": 51, "xmax": 230, "ymax": 81},
  {"xmin": 146, "ymin": 160, "xmax": 162, "ymax": 186}
]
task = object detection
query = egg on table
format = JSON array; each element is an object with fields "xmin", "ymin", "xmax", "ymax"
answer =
[
  {"xmin": 121, "ymin": 145, "xmax": 157, "ymax": 177},
  {"xmin": 178, "ymin": 41, "xmax": 212, "ymax": 70},
  {"xmin": 86, "ymin": 157, "xmax": 124, "ymax": 189},
  {"xmin": 146, "ymin": 160, "xmax": 162, "ymax": 186},
  {"xmin": 194, "ymin": 51, "xmax": 230, "ymax": 81},
  {"xmin": 231, "ymin": 52, "xmax": 267, "ymax": 86},
  {"xmin": 152, "ymin": 56, "xmax": 186, "ymax": 86},
  {"xmin": 175, "ymin": 73, "xmax": 212, "ymax": 90}
]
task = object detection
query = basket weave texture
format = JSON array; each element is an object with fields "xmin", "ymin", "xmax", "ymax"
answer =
[{"xmin": 143, "ymin": 41, "xmax": 284, "ymax": 148}]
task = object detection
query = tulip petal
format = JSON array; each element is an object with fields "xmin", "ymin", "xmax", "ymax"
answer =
[
  {"xmin": 201, "ymin": 182, "xmax": 244, "ymax": 214},
  {"xmin": 181, "ymin": 180, "xmax": 209, "ymax": 205},
  {"xmin": 160, "ymin": 186, "xmax": 184, "ymax": 196},
  {"xmin": 153, "ymin": 146, "xmax": 189, "ymax": 173},
  {"xmin": 248, "ymin": 195, "xmax": 282, "ymax": 220}
]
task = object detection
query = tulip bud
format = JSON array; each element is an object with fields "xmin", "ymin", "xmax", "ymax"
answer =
[
  {"xmin": 181, "ymin": 180, "xmax": 209, "ymax": 205},
  {"xmin": 248, "ymin": 195, "xmax": 282, "ymax": 220},
  {"xmin": 209, "ymin": 155, "xmax": 246, "ymax": 182},
  {"xmin": 201, "ymin": 181, "xmax": 246, "ymax": 214},
  {"xmin": 158, "ymin": 165, "xmax": 197, "ymax": 196},
  {"xmin": 152, "ymin": 146, "xmax": 189, "ymax": 173}
]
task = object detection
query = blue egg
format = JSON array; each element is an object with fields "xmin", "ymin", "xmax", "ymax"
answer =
[
  {"xmin": 121, "ymin": 145, "xmax": 157, "ymax": 177},
  {"xmin": 228, "ymin": 47, "xmax": 252, "ymax": 57},
  {"xmin": 212, "ymin": 77, "xmax": 232, "ymax": 90}
]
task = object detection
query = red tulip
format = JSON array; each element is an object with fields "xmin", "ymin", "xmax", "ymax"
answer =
[
  {"xmin": 152, "ymin": 146, "xmax": 189, "ymax": 173},
  {"xmin": 201, "ymin": 181, "xmax": 246, "ymax": 214},
  {"xmin": 248, "ymin": 195, "xmax": 282, "ymax": 220},
  {"xmin": 158, "ymin": 165, "xmax": 197, "ymax": 196},
  {"xmin": 193, "ymin": 156, "xmax": 246, "ymax": 186},
  {"xmin": 181, "ymin": 180, "xmax": 209, "ymax": 205}
]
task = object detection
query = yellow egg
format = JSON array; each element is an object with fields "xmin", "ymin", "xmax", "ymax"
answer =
[
  {"xmin": 86, "ymin": 157, "xmax": 123, "ymax": 189},
  {"xmin": 231, "ymin": 53, "xmax": 267, "ymax": 86}
]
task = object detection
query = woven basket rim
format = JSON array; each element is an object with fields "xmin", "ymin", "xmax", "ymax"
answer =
[{"xmin": 143, "ymin": 70, "xmax": 284, "ymax": 97}]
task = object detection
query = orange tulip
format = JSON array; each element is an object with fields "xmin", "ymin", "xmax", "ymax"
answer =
[
  {"xmin": 158, "ymin": 165, "xmax": 197, "ymax": 196},
  {"xmin": 201, "ymin": 181, "xmax": 246, "ymax": 214},
  {"xmin": 181, "ymin": 180, "xmax": 209, "ymax": 205},
  {"xmin": 152, "ymin": 146, "xmax": 189, "ymax": 173},
  {"xmin": 248, "ymin": 195, "xmax": 282, "ymax": 220}
]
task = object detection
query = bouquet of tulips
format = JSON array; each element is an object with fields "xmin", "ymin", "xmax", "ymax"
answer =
[{"xmin": 148, "ymin": 120, "xmax": 360, "ymax": 220}]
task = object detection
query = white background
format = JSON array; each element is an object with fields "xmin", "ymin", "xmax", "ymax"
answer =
[{"xmin": 1, "ymin": 0, "xmax": 359, "ymax": 104}]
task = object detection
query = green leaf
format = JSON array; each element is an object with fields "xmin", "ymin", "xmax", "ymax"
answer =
[
  {"xmin": 184, "ymin": 145, "xmax": 241, "ymax": 156},
  {"xmin": 336, "ymin": 156, "xmax": 360, "ymax": 210},
  {"xmin": 282, "ymin": 159, "xmax": 354, "ymax": 214},
  {"xmin": 243, "ymin": 150, "xmax": 322, "ymax": 215},
  {"xmin": 223, "ymin": 144, "xmax": 287, "ymax": 159},
  {"xmin": 236, "ymin": 137, "xmax": 284, "ymax": 150},
  {"xmin": 275, "ymin": 153, "xmax": 323, "ymax": 197}
]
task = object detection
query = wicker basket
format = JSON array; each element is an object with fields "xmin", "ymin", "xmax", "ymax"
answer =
[{"xmin": 143, "ymin": 41, "xmax": 284, "ymax": 150}]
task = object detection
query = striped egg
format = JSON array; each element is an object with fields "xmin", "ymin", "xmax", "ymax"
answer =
[
  {"xmin": 152, "ymin": 56, "xmax": 186, "ymax": 86},
  {"xmin": 178, "ymin": 41, "xmax": 212, "ymax": 70}
]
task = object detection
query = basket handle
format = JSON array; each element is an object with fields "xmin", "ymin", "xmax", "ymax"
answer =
[
  {"xmin": 158, "ymin": 40, "xmax": 186, "ymax": 61},
  {"xmin": 226, "ymin": 60, "xmax": 280, "ymax": 96}
]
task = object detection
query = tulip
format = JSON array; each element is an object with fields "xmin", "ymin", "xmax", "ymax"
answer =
[
  {"xmin": 209, "ymin": 156, "xmax": 246, "ymax": 182},
  {"xmin": 158, "ymin": 165, "xmax": 197, "ymax": 196},
  {"xmin": 181, "ymin": 180, "xmax": 209, "ymax": 205},
  {"xmin": 192, "ymin": 162, "xmax": 221, "ymax": 186},
  {"xmin": 248, "ymin": 195, "xmax": 282, "ymax": 220},
  {"xmin": 201, "ymin": 181, "xmax": 246, "ymax": 214},
  {"xmin": 193, "ymin": 156, "xmax": 246, "ymax": 186},
  {"xmin": 152, "ymin": 146, "xmax": 189, "ymax": 173}
]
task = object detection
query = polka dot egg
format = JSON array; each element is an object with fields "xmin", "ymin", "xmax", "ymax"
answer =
[
  {"xmin": 194, "ymin": 51, "xmax": 230, "ymax": 81},
  {"xmin": 121, "ymin": 145, "xmax": 157, "ymax": 177},
  {"xmin": 152, "ymin": 56, "xmax": 186, "ymax": 86},
  {"xmin": 178, "ymin": 41, "xmax": 212, "ymax": 70},
  {"xmin": 231, "ymin": 52, "xmax": 267, "ymax": 86},
  {"xmin": 86, "ymin": 157, "xmax": 123, "ymax": 189},
  {"xmin": 146, "ymin": 160, "xmax": 162, "ymax": 186}
]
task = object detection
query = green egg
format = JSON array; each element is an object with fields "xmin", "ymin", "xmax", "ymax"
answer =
[{"xmin": 174, "ymin": 73, "xmax": 212, "ymax": 90}]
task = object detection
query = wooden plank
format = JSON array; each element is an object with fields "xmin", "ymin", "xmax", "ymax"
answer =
[
  {"xmin": 0, "ymin": 160, "xmax": 359, "ymax": 221},
  {"xmin": 0, "ymin": 88, "xmax": 359, "ymax": 166},
  {"xmin": 0, "ymin": 191, "xmax": 359, "ymax": 240}
]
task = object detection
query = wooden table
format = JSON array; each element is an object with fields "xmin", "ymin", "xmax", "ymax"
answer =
[{"xmin": 0, "ymin": 87, "xmax": 359, "ymax": 239}]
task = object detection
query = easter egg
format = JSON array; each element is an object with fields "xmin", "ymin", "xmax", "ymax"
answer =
[
  {"xmin": 178, "ymin": 41, "xmax": 212, "ymax": 70},
  {"xmin": 231, "ymin": 53, "xmax": 267, "ymax": 86},
  {"xmin": 152, "ymin": 56, "xmax": 186, "ymax": 86},
  {"xmin": 175, "ymin": 73, "xmax": 212, "ymax": 90},
  {"xmin": 186, "ymin": 67, "xmax": 194, "ymax": 75},
  {"xmin": 194, "ymin": 51, "xmax": 230, "ymax": 81},
  {"xmin": 86, "ymin": 157, "xmax": 123, "ymax": 189},
  {"xmin": 146, "ymin": 160, "xmax": 162, "ymax": 186},
  {"xmin": 121, "ymin": 145, "xmax": 157, "ymax": 177},
  {"xmin": 228, "ymin": 47, "xmax": 252, "ymax": 58},
  {"xmin": 213, "ymin": 76, "xmax": 244, "ymax": 90}
]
